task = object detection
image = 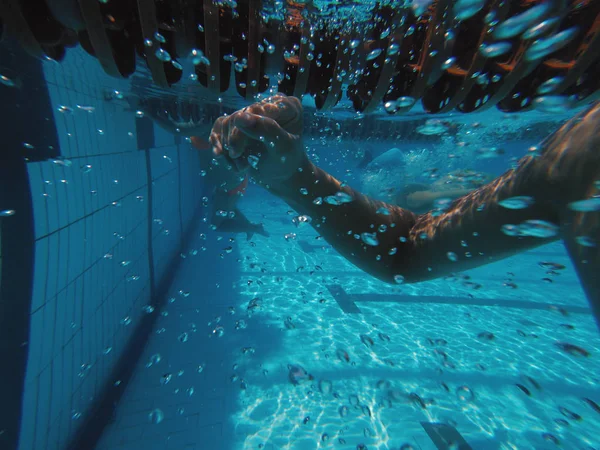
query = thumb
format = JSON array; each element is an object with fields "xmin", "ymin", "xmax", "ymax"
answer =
[{"xmin": 234, "ymin": 112, "xmax": 295, "ymax": 150}]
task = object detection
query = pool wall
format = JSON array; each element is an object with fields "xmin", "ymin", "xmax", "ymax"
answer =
[{"xmin": 6, "ymin": 47, "xmax": 205, "ymax": 450}]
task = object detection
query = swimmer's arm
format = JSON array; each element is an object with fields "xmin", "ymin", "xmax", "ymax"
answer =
[
  {"xmin": 267, "ymin": 109, "xmax": 600, "ymax": 286},
  {"xmin": 266, "ymin": 156, "xmax": 551, "ymax": 285},
  {"xmin": 267, "ymin": 156, "xmax": 419, "ymax": 284},
  {"xmin": 266, "ymin": 157, "xmax": 529, "ymax": 285},
  {"xmin": 213, "ymin": 94, "xmax": 600, "ymax": 328}
]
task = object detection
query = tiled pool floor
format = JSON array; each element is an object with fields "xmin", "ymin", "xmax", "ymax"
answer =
[{"xmin": 97, "ymin": 193, "xmax": 600, "ymax": 450}]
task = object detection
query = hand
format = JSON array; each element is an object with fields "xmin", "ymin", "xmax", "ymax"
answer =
[{"xmin": 209, "ymin": 94, "xmax": 307, "ymax": 186}]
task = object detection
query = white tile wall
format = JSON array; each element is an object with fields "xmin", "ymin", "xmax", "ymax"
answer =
[{"xmin": 18, "ymin": 47, "xmax": 204, "ymax": 450}]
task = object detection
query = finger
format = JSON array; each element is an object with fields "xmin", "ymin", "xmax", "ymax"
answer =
[
  {"xmin": 209, "ymin": 132, "xmax": 244, "ymax": 175},
  {"xmin": 263, "ymin": 96, "xmax": 304, "ymax": 133},
  {"xmin": 262, "ymin": 101, "xmax": 297, "ymax": 125},
  {"xmin": 226, "ymin": 126, "xmax": 251, "ymax": 159},
  {"xmin": 191, "ymin": 135, "xmax": 211, "ymax": 151},
  {"xmin": 209, "ymin": 129, "xmax": 224, "ymax": 158},
  {"xmin": 249, "ymin": 95, "xmax": 300, "ymax": 126},
  {"xmin": 210, "ymin": 114, "xmax": 251, "ymax": 165},
  {"xmin": 210, "ymin": 117, "xmax": 226, "ymax": 154},
  {"xmin": 234, "ymin": 112, "xmax": 294, "ymax": 149}
]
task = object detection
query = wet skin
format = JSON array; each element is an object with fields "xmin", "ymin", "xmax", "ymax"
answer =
[{"xmin": 209, "ymin": 94, "xmax": 600, "ymax": 330}]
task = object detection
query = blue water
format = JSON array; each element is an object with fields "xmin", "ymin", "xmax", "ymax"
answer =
[
  {"xmin": 8, "ymin": 46, "xmax": 600, "ymax": 450},
  {"xmin": 95, "ymin": 138, "xmax": 600, "ymax": 450}
]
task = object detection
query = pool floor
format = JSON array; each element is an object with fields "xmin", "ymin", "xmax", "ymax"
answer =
[{"xmin": 97, "ymin": 191, "xmax": 600, "ymax": 450}]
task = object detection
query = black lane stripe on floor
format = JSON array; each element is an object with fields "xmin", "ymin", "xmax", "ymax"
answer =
[
  {"xmin": 326, "ymin": 285, "xmax": 592, "ymax": 315},
  {"xmin": 421, "ymin": 422, "xmax": 473, "ymax": 450},
  {"xmin": 295, "ymin": 239, "xmax": 569, "ymax": 258}
]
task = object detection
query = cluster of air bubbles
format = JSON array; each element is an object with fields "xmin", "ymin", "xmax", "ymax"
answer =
[
  {"xmin": 292, "ymin": 215, "xmax": 312, "ymax": 227},
  {"xmin": 526, "ymin": 27, "xmax": 579, "ymax": 61},
  {"xmin": 360, "ymin": 232, "xmax": 379, "ymax": 246},
  {"xmin": 493, "ymin": 3, "xmax": 553, "ymax": 39},
  {"xmin": 324, "ymin": 192, "xmax": 354, "ymax": 205},
  {"xmin": 78, "ymin": 363, "xmax": 92, "ymax": 378},
  {"xmin": 383, "ymin": 96, "xmax": 416, "ymax": 113},
  {"xmin": 57, "ymin": 105, "xmax": 73, "ymax": 114}
]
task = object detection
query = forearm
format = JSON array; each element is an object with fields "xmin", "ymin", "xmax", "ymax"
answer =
[
  {"xmin": 266, "ymin": 155, "xmax": 418, "ymax": 283},
  {"xmin": 265, "ymin": 103, "xmax": 600, "ymax": 286}
]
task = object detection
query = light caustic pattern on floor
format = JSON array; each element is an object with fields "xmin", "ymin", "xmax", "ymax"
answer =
[{"xmin": 98, "ymin": 193, "xmax": 600, "ymax": 450}]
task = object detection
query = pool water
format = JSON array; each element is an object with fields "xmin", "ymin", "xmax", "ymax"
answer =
[
  {"xmin": 96, "ymin": 184, "xmax": 600, "ymax": 450},
  {"xmin": 4, "ymin": 35, "xmax": 599, "ymax": 450}
]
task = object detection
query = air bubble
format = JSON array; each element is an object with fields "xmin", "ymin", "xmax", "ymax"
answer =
[
  {"xmin": 361, "ymin": 232, "xmax": 379, "ymax": 246},
  {"xmin": 498, "ymin": 196, "xmax": 534, "ymax": 209},
  {"xmin": 480, "ymin": 42, "xmax": 512, "ymax": 58},
  {"xmin": 456, "ymin": 385, "xmax": 475, "ymax": 402},
  {"xmin": 0, "ymin": 74, "xmax": 16, "ymax": 87},
  {"xmin": 568, "ymin": 197, "xmax": 600, "ymax": 212},
  {"xmin": 155, "ymin": 48, "xmax": 172, "ymax": 62},
  {"xmin": 366, "ymin": 49, "xmax": 383, "ymax": 61},
  {"xmin": 532, "ymin": 95, "xmax": 576, "ymax": 113},
  {"xmin": 148, "ymin": 409, "xmax": 164, "ymax": 424}
]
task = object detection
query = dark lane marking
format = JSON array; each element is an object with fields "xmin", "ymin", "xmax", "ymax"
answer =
[
  {"xmin": 421, "ymin": 422, "xmax": 473, "ymax": 450},
  {"xmin": 326, "ymin": 285, "xmax": 591, "ymax": 315}
]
